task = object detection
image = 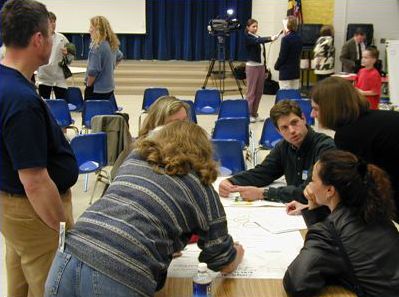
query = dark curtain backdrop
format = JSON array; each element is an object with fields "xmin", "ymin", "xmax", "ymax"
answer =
[{"xmin": 0, "ymin": 0, "xmax": 252, "ymax": 60}]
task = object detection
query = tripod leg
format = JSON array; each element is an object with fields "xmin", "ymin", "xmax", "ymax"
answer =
[
  {"xmin": 228, "ymin": 60, "xmax": 244, "ymax": 99},
  {"xmin": 202, "ymin": 59, "xmax": 216, "ymax": 89}
]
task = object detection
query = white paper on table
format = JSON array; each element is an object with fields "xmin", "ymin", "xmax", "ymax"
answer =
[
  {"xmin": 168, "ymin": 208, "xmax": 304, "ymax": 279},
  {"xmin": 247, "ymin": 207, "xmax": 307, "ymax": 234},
  {"xmin": 221, "ymin": 197, "xmax": 285, "ymax": 208}
]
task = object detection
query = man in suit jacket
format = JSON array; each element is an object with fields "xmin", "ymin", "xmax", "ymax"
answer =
[{"xmin": 340, "ymin": 28, "xmax": 366, "ymax": 73}]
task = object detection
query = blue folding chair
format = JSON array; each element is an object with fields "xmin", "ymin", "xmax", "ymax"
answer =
[
  {"xmin": 292, "ymin": 99, "xmax": 315, "ymax": 125},
  {"xmin": 194, "ymin": 89, "xmax": 222, "ymax": 114},
  {"xmin": 64, "ymin": 87, "xmax": 84, "ymax": 111},
  {"xmin": 254, "ymin": 118, "xmax": 283, "ymax": 165},
  {"xmin": 82, "ymin": 100, "xmax": 115, "ymax": 131},
  {"xmin": 212, "ymin": 118, "xmax": 250, "ymax": 148},
  {"xmin": 181, "ymin": 100, "xmax": 197, "ymax": 123},
  {"xmin": 275, "ymin": 89, "xmax": 302, "ymax": 104},
  {"xmin": 213, "ymin": 139, "xmax": 246, "ymax": 175},
  {"xmin": 70, "ymin": 132, "xmax": 110, "ymax": 204},
  {"xmin": 110, "ymin": 93, "xmax": 123, "ymax": 112},
  {"xmin": 217, "ymin": 99, "xmax": 249, "ymax": 123},
  {"xmin": 44, "ymin": 99, "xmax": 79, "ymax": 134},
  {"xmin": 138, "ymin": 87, "xmax": 169, "ymax": 130}
]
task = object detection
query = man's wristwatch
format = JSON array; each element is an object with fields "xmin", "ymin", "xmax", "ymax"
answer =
[{"xmin": 262, "ymin": 188, "xmax": 269, "ymax": 200}]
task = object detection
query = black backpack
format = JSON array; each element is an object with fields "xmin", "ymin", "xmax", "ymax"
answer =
[{"xmin": 263, "ymin": 68, "xmax": 279, "ymax": 95}]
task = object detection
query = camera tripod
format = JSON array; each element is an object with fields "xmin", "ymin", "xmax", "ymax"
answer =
[{"xmin": 202, "ymin": 35, "xmax": 244, "ymax": 99}]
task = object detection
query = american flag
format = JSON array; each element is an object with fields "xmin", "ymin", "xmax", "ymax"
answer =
[{"xmin": 287, "ymin": 0, "xmax": 303, "ymax": 24}]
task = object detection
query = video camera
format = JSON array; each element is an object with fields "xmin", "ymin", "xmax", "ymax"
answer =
[{"xmin": 207, "ymin": 9, "xmax": 240, "ymax": 35}]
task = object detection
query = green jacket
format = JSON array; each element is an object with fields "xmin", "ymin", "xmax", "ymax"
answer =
[{"xmin": 229, "ymin": 127, "xmax": 335, "ymax": 203}]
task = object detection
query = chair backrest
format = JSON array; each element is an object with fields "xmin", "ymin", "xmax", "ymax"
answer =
[
  {"xmin": 142, "ymin": 87, "xmax": 169, "ymax": 110},
  {"xmin": 44, "ymin": 99, "xmax": 73, "ymax": 128},
  {"xmin": 64, "ymin": 87, "xmax": 84, "ymax": 111},
  {"xmin": 213, "ymin": 139, "xmax": 246, "ymax": 175},
  {"xmin": 82, "ymin": 100, "xmax": 115, "ymax": 128},
  {"xmin": 181, "ymin": 100, "xmax": 197, "ymax": 123},
  {"xmin": 259, "ymin": 118, "xmax": 283, "ymax": 149},
  {"xmin": 218, "ymin": 99, "xmax": 249, "ymax": 122},
  {"xmin": 212, "ymin": 117, "xmax": 249, "ymax": 147},
  {"xmin": 70, "ymin": 132, "xmax": 108, "ymax": 170},
  {"xmin": 109, "ymin": 93, "xmax": 122, "ymax": 112},
  {"xmin": 194, "ymin": 89, "xmax": 221, "ymax": 114},
  {"xmin": 275, "ymin": 89, "xmax": 301, "ymax": 103},
  {"xmin": 292, "ymin": 99, "xmax": 315, "ymax": 125}
]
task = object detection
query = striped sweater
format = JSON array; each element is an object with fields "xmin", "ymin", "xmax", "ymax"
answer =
[{"xmin": 66, "ymin": 153, "xmax": 236, "ymax": 297}]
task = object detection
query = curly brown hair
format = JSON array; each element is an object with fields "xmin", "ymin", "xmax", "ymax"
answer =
[
  {"xmin": 135, "ymin": 121, "xmax": 218, "ymax": 185},
  {"xmin": 318, "ymin": 150, "xmax": 396, "ymax": 222},
  {"xmin": 90, "ymin": 16, "xmax": 120, "ymax": 51}
]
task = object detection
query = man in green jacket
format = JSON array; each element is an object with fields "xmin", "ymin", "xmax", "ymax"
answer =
[{"xmin": 219, "ymin": 100, "xmax": 335, "ymax": 203}]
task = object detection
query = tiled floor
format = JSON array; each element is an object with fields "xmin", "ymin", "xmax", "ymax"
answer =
[{"xmin": 1, "ymin": 93, "xmax": 335, "ymax": 296}]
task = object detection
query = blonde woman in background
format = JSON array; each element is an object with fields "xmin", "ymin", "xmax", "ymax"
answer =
[
  {"xmin": 111, "ymin": 96, "xmax": 190, "ymax": 179},
  {"xmin": 85, "ymin": 15, "xmax": 123, "ymax": 100},
  {"xmin": 313, "ymin": 25, "xmax": 335, "ymax": 81}
]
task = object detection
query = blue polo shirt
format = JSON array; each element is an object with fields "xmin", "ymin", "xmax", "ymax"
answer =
[{"xmin": 0, "ymin": 64, "xmax": 78, "ymax": 195}]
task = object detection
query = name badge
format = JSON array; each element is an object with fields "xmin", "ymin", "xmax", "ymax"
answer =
[{"xmin": 302, "ymin": 170, "xmax": 308, "ymax": 181}]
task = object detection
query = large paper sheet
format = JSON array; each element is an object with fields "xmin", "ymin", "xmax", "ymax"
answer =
[{"xmin": 168, "ymin": 207, "xmax": 304, "ymax": 279}]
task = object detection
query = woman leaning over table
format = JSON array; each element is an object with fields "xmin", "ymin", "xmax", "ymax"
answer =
[
  {"xmin": 45, "ymin": 121, "xmax": 244, "ymax": 297},
  {"xmin": 284, "ymin": 150, "xmax": 399, "ymax": 297}
]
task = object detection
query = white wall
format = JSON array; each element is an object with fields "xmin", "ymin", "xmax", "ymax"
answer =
[
  {"xmin": 334, "ymin": 0, "xmax": 399, "ymax": 71},
  {"xmin": 252, "ymin": 0, "xmax": 399, "ymax": 73}
]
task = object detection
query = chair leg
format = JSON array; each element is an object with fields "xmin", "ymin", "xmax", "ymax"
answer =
[
  {"xmin": 89, "ymin": 175, "xmax": 100, "ymax": 205},
  {"xmin": 89, "ymin": 170, "xmax": 111, "ymax": 205},
  {"xmin": 84, "ymin": 173, "xmax": 89, "ymax": 192}
]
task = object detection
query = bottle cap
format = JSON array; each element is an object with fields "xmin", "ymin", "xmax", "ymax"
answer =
[{"xmin": 198, "ymin": 262, "xmax": 208, "ymax": 272}]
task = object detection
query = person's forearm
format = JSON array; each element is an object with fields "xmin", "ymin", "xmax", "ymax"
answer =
[
  {"xmin": 86, "ymin": 75, "xmax": 96, "ymax": 87},
  {"xmin": 358, "ymin": 89, "xmax": 378, "ymax": 96},
  {"xmin": 19, "ymin": 168, "xmax": 66, "ymax": 231}
]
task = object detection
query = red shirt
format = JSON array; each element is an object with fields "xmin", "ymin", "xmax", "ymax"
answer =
[{"xmin": 355, "ymin": 68, "xmax": 381, "ymax": 110}]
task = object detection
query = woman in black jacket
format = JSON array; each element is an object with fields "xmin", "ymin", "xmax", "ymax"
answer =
[
  {"xmin": 244, "ymin": 19, "xmax": 279, "ymax": 122},
  {"xmin": 284, "ymin": 150, "xmax": 399, "ymax": 297},
  {"xmin": 274, "ymin": 16, "xmax": 302, "ymax": 90}
]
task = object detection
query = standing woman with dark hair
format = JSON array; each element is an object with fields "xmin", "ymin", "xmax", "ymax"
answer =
[
  {"xmin": 284, "ymin": 150, "xmax": 399, "ymax": 297},
  {"xmin": 244, "ymin": 18, "xmax": 280, "ymax": 123},
  {"xmin": 310, "ymin": 76, "xmax": 399, "ymax": 219},
  {"xmin": 274, "ymin": 16, "xmax": 303, "ymax": 90},
  {"xmin": 85, "ymin": 16, "xmax": 123, "ymax": 100},
  {"xmin": 313, "ymin": 25, "xmax": 335, "ymax": 81}
]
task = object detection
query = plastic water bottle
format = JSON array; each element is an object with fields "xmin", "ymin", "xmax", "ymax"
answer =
[{"xmin": 192, "ymin": 263, "xmax": 212, "ymax": 297}]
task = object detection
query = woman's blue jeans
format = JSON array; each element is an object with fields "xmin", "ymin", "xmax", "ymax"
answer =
[{"xmin": 45, "ymin": 250, "xmax": 140, "ymax": 297}]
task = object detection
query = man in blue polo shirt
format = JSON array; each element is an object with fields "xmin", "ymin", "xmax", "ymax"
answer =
[{"xmin": 0, "ymin": 1, "xmax": 78, "ymax": 296}]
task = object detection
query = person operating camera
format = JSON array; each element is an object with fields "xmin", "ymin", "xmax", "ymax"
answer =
[{"xmin": 244, "ymin": 19, "xmax": 280, "ymax": 123}]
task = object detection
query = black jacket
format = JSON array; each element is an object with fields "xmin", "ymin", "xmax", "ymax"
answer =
[
  {"xmin": 334, "ymin": 110, "xmax": 399, "ymax": 220},
  {"xmin": 244, "ymin": 32, "xmax": 272, "ymax": 64},
  {"xmin": 284, "ymin": 205, "xmax": 399, "ymax": 297},
  {"xmin": 274, "ymin": 31, "xmax": 303, "ymax": 80},
  {"xmin": 228, "ymin": 127, "xmax": 335, "ymax": 203}
]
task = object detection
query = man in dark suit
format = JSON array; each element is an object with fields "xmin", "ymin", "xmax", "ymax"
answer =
[{"xmin": 340, "ymin": 28, "xmax": 366, "ymax": 73}]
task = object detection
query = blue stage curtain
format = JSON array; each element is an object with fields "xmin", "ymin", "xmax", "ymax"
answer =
[
  {"xmin": 0, "ymin": 0, "xmax": 252, "ymax": 60},
  {"xmin": 67, "ymin": 0, "xmax": 252, "ymax": 61}
]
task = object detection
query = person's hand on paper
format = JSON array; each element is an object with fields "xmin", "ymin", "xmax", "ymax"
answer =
[
  {"xmin": 219, "ymin": 179, "xmax": 236, "ymax": 197},
  {"xmin": 286, "ymin": 200, "xmax": 307, "ymax": 215},
  {"xmin": 220, "ymin": 242, "xmax": 245, "ymax": 274},
  {"xmin": 172, "ymin": 251, "xmax": 183, "ymax": 259},
  {"xmin": 304, "ymin": 184, "xmax": 320, "ymax": 210},
  {"xmin": 234, "ymin": 186, "xmax": 263, "ymax": 201}
]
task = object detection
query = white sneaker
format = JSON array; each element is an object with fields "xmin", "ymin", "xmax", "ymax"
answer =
[{"xmin": 250, "ymin": 116, "xmax": 257, "ymax": 123}]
